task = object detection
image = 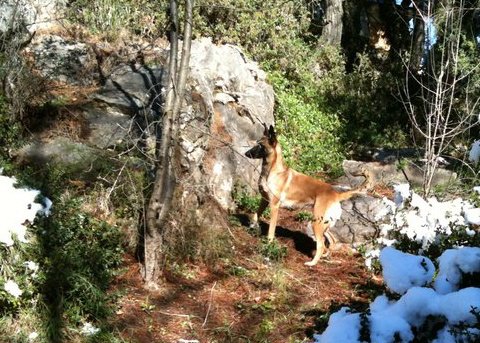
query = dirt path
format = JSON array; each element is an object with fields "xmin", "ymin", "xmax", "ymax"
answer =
[{"xmin": 110, "ymin": 210, "xmax": 383, "ymax": 343}]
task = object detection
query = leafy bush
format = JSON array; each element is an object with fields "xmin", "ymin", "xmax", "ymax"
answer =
[
  {"xmin": 321, "ymin": 52, "xmax": 408, "ymax": 149},
  {"xmin": 35, "ymin": 197, "xmax": 123, "ymax": 316},
  {"xmin": 294, "ymin": 211, "xmax": 314, "ymax": 222},
  {"xmin": 66, "ymin": 0, "xmax": 166, "ymax": 39},
  {"xmin": 233, "ymin": 184, "xmax": 262, "ymax": 213},
  {"xmin": 194, "ymin": 0, "xmax": 311, "ymax": 68},
  {"xmin": 0, "ymin": 174, "xmax": 124, "ymax": 342},
  {"xmin": 259, "ymin": 238, "xmax": 287, "ymax": 262},
  {"xmin": 274, "ymin": 78, "xmax": 345, "ymax": 175},
  {"xmin": 0, "ymin": 96, "xmax": 22, "ymax": 173}
]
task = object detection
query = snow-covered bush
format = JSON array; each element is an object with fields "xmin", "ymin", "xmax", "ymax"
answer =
[
  {"xmin": 0, "ymin": 173, "xmax": 51, "ymax": 316},
  {"xmin": 469, "ymin": 140, "xmax": 480, "ymax": 164},
  {"xmin": 315, "ymin": 247, "xmax": 480, "ymax": 342},
  {"xmin": 315, "ymin": 182, "xmax": 480, "ymax": 342},
  {"xmin": 366, "ymin": 183, "xmax": 480, "ymax": 264},
  {"xmin": 0, "ymin": 171, "xmax": 124, "ymax": 341}
]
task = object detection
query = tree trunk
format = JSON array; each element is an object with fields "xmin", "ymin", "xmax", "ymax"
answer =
[
  {"xmin": 319, "ymin": 0, "xmax": 344, "ymax": 47},
  {"xmin": 143, "ymin": 0, "xmax": 193, "ymax": 287},
  {"xmin": 342, "ymin": 0, "xmax": 366, "ymax": 71},
  {"xmin": 410, "ymin": 0, "xmax": 426, "ymax": 70}
]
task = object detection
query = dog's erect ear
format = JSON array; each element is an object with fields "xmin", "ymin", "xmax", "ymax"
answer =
[
  {"xmin": 263, "ymin": 123, "xmax": 269, "ymax": 136},
  {"xmin": 268, "ymin": 125, "xmax": 277, "ymax": 145}
]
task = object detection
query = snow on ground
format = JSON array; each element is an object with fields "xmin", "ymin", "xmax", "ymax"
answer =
[
  {"xmin": 375, "ymin": 183, "xmax": 479, "ymax": 251},
  {"xmin": 380, "ymin": 247, "xmax": 435, "ymax": 295},
  {"xmin": 316, "ymin": 307, "xmax": 361, "ymax": 343},
  {"xmin": 315, "ymin": 247, "xmax": 480, "ymax": 343},
  {"xmin": 0, "ymin": 173, "xmax": 51, "ymax": 246},
  {"xmin": 469, "ymin": 140, "xmax": 480, "ymax": 164},
  {"xmin": 315, "ymin": 182, "xmax": 480, "ymax": 343},
  {"xmin": 434, "ymin": 247, "xmax": 480, "ymax": 294}
]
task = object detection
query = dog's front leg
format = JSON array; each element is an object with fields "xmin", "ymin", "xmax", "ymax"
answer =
[
  {"xmin": 250, "ymin": 197, "xmax": 269, "ymax": 229},
  {"xmin": 267, "ymin": 201, "xmax": 280, "ymax": 241}
]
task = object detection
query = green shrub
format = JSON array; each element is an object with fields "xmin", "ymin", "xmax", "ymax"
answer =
[
  {"xmin": 0, "ymin": 96, "xmax": 22, "ymax": 172},
  {"xmin": 274, "ymin": 80, "xmax": 345, "ymax": 175},
  {"xmin": 259, "ymin": 238, "xmax": 287, "ymax": 262},
  {"xmin": 194, "ymin": 0, "xmax": 311, "ymax": 66},
  {"xmin": 34, "ymin": 196, "xmax": 124, "ymax": 341},
  {"xmin": 0, "ymin": 178, "xmax": 124, "ymax": 342},
  {"xmin": 320, "ymin": 52, "xmax": 408, "ymax": 149},
  {"xmin": 232, "ymin": 185, "xmax": 262, "ymax": 213},
  {"xmin": 66, "ymin": 0, "xmax": 166, "ymax": 39},
  {"xmin": 294, "ymin": 211, "xmax": 314, "ymax": 222}
]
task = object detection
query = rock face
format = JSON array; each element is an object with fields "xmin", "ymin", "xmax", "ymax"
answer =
[
  {"xmin": 20, "ymin": 35, "xmax": 274, "ymax": 214},
  {"xmin": 333, "ymin": 195, "xmax": 387, "ymax": 245},
  {"xmin": 16, "ymin": 137, "xmax": 104, "ymax": 176},
  {"xmin": 27, "ymin": 35, "xmax": 95, "ymax": 85},
  {"xmin": 186, "ymin": 38, "xmax": 275, "ymax": 209},
  {"xmin": 93, "ymin": 65, "xmax": 167, "ymax": 111},
  {"xmin": 342, "ymin": 159, "xmax": 457, "ymax": 189},
  {"xmin": 0, "ymin": 0, "xmax": 62, "ymax": 33}
]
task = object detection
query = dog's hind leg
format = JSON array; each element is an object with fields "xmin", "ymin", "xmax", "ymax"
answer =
[
  {"xmin": 305, "ymin": 201, "xmax": 329, "ymax": 266},
  {"xmin": 322, "ymin": 229, "xmax": 337, "ymax": 257}
]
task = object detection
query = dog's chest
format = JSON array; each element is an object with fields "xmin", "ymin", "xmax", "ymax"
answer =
[
  {"xmin": 260, "ymin": 175, "xmax": 304, "ymax": 208},
  {"xmin": 259, "ymin": 175, "xmax": 270, "ymax": 196}
]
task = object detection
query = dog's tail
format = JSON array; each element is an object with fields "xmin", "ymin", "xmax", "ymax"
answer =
[{"xmin": 335, "ymin": 167, "xmax": 372, "ymax": 202}]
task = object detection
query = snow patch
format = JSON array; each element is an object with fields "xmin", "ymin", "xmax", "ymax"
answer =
[
  {"xmin": 469, "ymin": 140, "xmax": 480, "ymax": 164},
  {"xmin": 380, "ymin": 247, "xmax": 435, "ymax": 295},
  {"xmin": 0, "ymin": 175, "xmax": 51, "ymax": 246}
]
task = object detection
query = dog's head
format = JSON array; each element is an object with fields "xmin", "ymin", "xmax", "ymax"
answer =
[{"xmin": 245, "ymin": 124, "xmax": 277, "ymax": 159}]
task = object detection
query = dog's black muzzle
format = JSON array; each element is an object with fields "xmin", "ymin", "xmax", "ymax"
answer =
[{"xmin": 245, "ymin": 144, "xmax": 266, "ymax": 159}]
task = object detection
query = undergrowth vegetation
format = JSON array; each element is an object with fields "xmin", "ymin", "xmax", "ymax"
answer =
[
  {"xmin": 64, "ymin": 0, "xmax": 409, "ymax": 176},
  {"xmin": 0, "ymin": 0, "xmax": 478, "ymax": 342},
  {"xmin": 0, "ymin": 161, "xmax": 127, "ymax": 342}
]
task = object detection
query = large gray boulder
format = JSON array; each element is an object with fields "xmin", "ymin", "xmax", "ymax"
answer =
[
  {"xmin": 15, "ymin": 137, "xmax": 106, "ymax": 176},
  {"xmin": 93, "ymin": 65, "xmax": 166, "ymax": 111},
  {"xmin": 26, "ymin": 35, "xmax": 95, "ymax": 85},
  {"xmin": 331, "ymin": 156, "xmax": 457, "ymax": 245},
  {"xmin": 341, "ymin": 159, "xmax": 457, "ymax": 189},
  {"xmin": 19, "ymin": 35, "xmax": 274, "ymax": 213},
  {"xmin": 333, "ymin": 195, "xmax": 388, "ymax": 245},
  {"xmin": 185, "ymin": 38, "xmax": 275, "ymax": 209},
  {"xmin": 0, "ymin": 0, "xmax": 63, "ymax": 33}
]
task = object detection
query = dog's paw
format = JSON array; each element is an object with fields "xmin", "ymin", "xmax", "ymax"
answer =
[
  {"xmin": 304, "ymin": 260, "xmax": 317, "ymax": 267},
  {"xmin": 249, "ymin": 221, "xmax": 260, "ymax": 230},
  {"xmin": 321, "ymin": 250, "xmax": 331, "ymax": 258}
]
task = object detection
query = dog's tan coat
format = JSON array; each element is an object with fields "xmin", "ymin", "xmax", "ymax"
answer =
[{"xmin": 247, "ymin": 126, "xmax": 368, "ymax": 266}]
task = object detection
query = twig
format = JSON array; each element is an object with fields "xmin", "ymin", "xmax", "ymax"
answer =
[
  {"xmin": 283, "ymin": 271, "xmax": 316, "ymax": 291},
  {"xmin": 202, "ymin": 281, "xmax": 217, "ymax": 328},
  {"xmin": 157, "ymin": 310, "xmax": 194, "ymax": 318}
]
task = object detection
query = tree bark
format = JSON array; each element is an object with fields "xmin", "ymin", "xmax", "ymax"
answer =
[
  {"xmin": 318, "ymin": 0, "xmax": 344, "ymax": 47},
  {"xmin": 410, "ymin": 0, "xmax": 426, "ymax": 70},
  {"xmin": 342, "ymin": 0, "xmax": 366, "ymax": 71},
  {"xmin": 143, "ymin": 0, "xmax": 193, "ymax": 287}
]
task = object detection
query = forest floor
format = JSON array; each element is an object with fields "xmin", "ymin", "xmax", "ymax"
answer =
[{"xmin": 109, "ymin": 209, "xmax": 385, "ymax": 343}]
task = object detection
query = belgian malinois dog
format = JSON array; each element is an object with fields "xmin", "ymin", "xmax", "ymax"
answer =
[{"xmin": 245, "ymin": 125, "xmax": 368, "ymax": 266}]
